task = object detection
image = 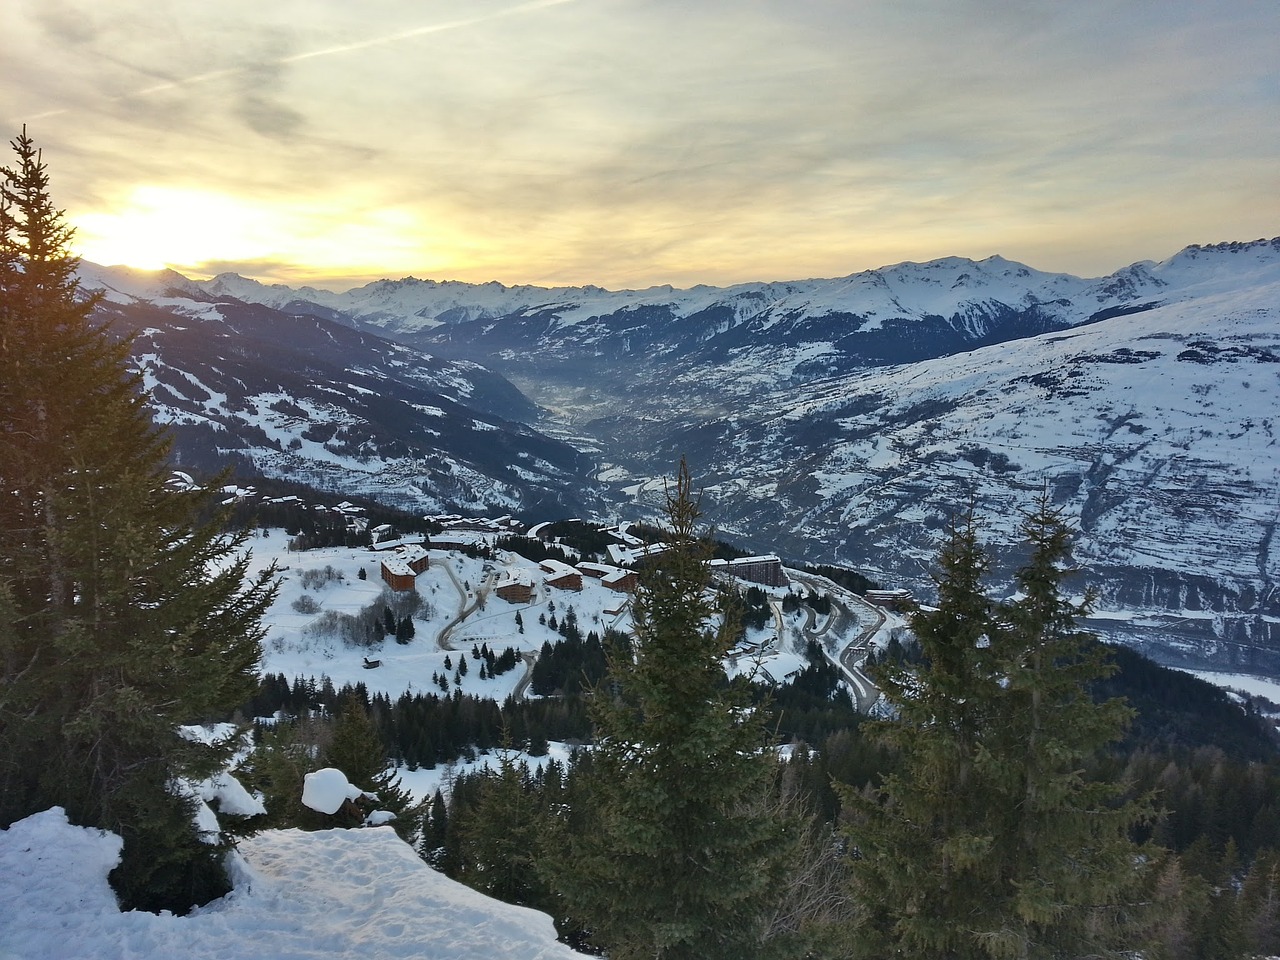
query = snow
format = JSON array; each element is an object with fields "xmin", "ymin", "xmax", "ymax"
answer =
[
  {"xmin": 301, "ymin": 768, "xmax": 364, "ymax": 815},
  {"xmin": 1184, "ymin": 670, "xmax": 1280, "ymax": 705},
  {"xmin": 0, "ymin": 808, "xmax": 589, "ymax": 960}
]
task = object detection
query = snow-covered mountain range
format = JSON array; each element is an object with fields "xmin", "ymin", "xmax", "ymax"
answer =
[
  {"xmin": 84, "ymin": 266, "xmax": 602, "ymax": 517},
  {"xmin": 80, "ymin": 237, "xmax": 1280, "ymax": 673}
]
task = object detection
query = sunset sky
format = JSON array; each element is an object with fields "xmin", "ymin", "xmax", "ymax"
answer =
[{"xmin": 4, "ymin": 0, "xmax": 1277, "ymax": 290}]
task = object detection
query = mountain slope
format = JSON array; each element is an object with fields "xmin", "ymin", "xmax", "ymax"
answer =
[
  {"xmin": 82, "ymin": 268, "xmax": 601, "ymax": 517},
  {"xmin": 78, "ymin": 238, "xmax": 1280, "ymax": 672},
  {"xmin": 649, "ymin": 273, "xmax": 1280, "ymax": 672}
]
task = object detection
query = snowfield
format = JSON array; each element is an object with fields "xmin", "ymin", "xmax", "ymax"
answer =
[{"xmin": 0, "ymin": 808, "xmax": 588, "ymax": 960}]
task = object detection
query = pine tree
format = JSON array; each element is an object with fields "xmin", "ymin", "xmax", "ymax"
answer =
[
  {"xmin": 0, "ymin": 129, "xmax": 277, "ymax": 913},
  {"xmin": 843, "ymin": 509, "xmax": 1005, "ymax": 957},
  {"xmin": 322, "ymin": 691, "xmax": 417, "ymax": 839},
  {"xmin": 843, "ymin": 496, "xmax": 1152, "ymax": 959},
  {"xmin": 548, "ymin": 458, "xmax": 797, "ymax": 960},
  {"xmin": 456, "ymin": 750, "xmax": 545, "ymax": 905}
]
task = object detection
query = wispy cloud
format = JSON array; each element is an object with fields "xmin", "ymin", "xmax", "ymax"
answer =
[
  {"xmin": 8, "ymin": 0, "xmax": 1278, "ymax": 288},
  {"xmin": 30, "ymin": 0, "xmax": 578, "ymax": 122}
]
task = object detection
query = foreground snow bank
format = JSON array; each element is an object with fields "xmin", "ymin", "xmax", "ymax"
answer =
[{"xmin": 1, "ymin": 808, "xmax": 586, "ymax": 960}]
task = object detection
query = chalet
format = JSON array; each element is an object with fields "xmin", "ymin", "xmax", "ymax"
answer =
[
  {"xmin": 539, "ymin": 558, "xmax": 582, "ymax": 592},
  {"xmin": 494, "ymin": 573, "xmax": 535, "ymax": 604},
  {"xmin": 576, "ymin": 561, "xmax": 613, "ymax": 580},
  {"xmin": 577, "ymin": 561, "xmax": 638, "ymax": 593},
  {"xmin": 710, "ymin": 555, "xmax": 788, "ymax": 588},
  {"xmin": 380, "ymin": 556, "xmax": 416, "ymax": 592},
  {"xmin": 607, "ymin": 541, "xmax": 669, "ymax": 568},
  {"xmin": 604, "ymin": 568, "xmax": 638, "ymax": 593}
]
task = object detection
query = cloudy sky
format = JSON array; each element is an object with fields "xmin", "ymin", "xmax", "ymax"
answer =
[{"xmin": 4, "ymin": 0, "xmax": 1277, "ymax": 290}]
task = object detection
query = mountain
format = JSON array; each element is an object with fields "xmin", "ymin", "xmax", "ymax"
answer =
[
  {"xmin": 82, "ymin": 264, "xmax": 602, "ymax": 518},
  {"xmin": 79, "ymin": 238, "xmax": 1280, "ymax": 673}
]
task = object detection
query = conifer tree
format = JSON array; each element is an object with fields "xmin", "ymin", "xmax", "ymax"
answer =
[
  {"xmin": 323, "ymin": 691, "xmax": 416, "ymax": 839},
  {"xmin": 844, "ymin": 509, "xmax": 1004, "ymax": 957},
  {"xmin": 0, "ymin": 129, "xmax": 276, "ymax": 913},
  {"xmin": 456, "ymin": 750, "xmax": 545, "ymax": 905},
  {"xmin": 548, "ymin": 458, "xmax": 797, "ymax": 960},
  {"xmin": 843, "ymin": 496, "xmax": 1151, "ymax": 959}
]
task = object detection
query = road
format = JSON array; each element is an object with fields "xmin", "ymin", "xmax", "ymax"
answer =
[
  {"xmin": 785, "ymin": 570, "xmax": 890, "ymax": 712},
  {"xmin": 435, "ymin": 563, "xmax": 493, "ymax": 651},
  {"xmin": 435, "ymin": 561, "xmax": 545, "ymax": 698}
]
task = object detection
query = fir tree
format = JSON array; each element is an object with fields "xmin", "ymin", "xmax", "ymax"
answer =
[
  {"xmin": 0, "ymin": 129, "xmax": 277, "ymax": 913},
  {"xmin": 456, "ymin": 750, "xmax": 545, "ymax": 906},
  {"xmin": 323, "ymin": 691, "xmax": 416, "ymax": 839},
  {"xmin": 843, "ymin": 497, "xmax": 1152, "ymax": 959},
  {"xmin": 548, "ymin": 458, "xmax": 797, "ymax": 960}
]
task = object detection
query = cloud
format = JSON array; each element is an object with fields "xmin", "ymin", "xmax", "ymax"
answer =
[{"xmin": 8, "ymin": 0, "xmax": 1279, "ymax": 288}]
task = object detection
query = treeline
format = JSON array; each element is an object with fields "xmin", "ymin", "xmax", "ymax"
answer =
[
  {"xmin": 246, "ymin": 673, "xmax": 593, "ymax": 768},
  {"xmin": 220, "ymin": 476, "xmax": 440, "ymax": 550}
]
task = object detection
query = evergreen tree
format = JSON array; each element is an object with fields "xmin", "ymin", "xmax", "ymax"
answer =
[
  {"xmin": 323, "ymin": 691, "xmax": 416, "ymax": 839},
  {"xmin": 0, "ymin": 129, "xmax": 277, "ymax": 913},
  {"xmin": 456, "ymin": 750, "xmax": 545, "ymax": 905},
  {"xmin": 548, "ymin": 458, "xmax": 797, "ymax": 960},
  {"xmin": 843, "ymin": 497, "xmax": 1151, "ymax": 959}
]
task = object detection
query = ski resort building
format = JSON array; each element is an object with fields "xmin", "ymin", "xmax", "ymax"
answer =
[
  {"xmin": 380, "ymin": 556, "xmax": 417, "ymax": 592},
  {"xmin": 865, "ymin": 588, "xmax": 914, "ymax": 611},
  {"xmin": 539, "ymin": 558, "xmax": 583, "ymax": 591},
  {"xmin": 578, "ymin": 561, "xmax": 639, "ymax": 593},
  {"xmin": 710, "ymin": 555, "xmax": 788, "ymax": 588},
  {"xmin": 494, "ymin": 573, "xmax": 535, "ymax": 604}
]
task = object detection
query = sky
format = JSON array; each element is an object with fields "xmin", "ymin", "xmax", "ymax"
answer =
[{"xmin": 3, "ymin": 0, "xmax": 1278, "ymax": 291}]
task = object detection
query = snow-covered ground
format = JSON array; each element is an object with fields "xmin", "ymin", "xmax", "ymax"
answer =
[
  {"xmin": 0, "ymin": 808, "xmax": 588, "ymax": 960},
  {"xmin": 242, "ymin": 529, "xmax": 875, "ymax": 801},
  {"xmin": 245, "ymin": 530, "xmax": 847, "ymax": 708},
  {"xmin": 1184, "ymin": 669, "xmax": 1280, "ymax": 705}
]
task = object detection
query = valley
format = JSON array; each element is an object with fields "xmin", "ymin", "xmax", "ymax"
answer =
[{"xmin": 80, "ymin": 237, "xmax": 1280, "ymax": 675}]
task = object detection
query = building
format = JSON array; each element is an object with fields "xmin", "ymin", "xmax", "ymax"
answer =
[
  {"xmin": 710, "ymin": 555, "xmax": 788, "ymax": 588},
  {"xmin": 494, "ymin": 573, "xmax": 535, "ymax": 604},
  {"xmin": 578, "ymin": 561, "xmax": 638, "ymax": 593},
  {"xmin": 380, "ymin": 556, "xmax": 417, "ymax": 592},
  {"xmin": 865, "ymin": 588, "xmax": 914, "ymax": 611},
  {"xmin": 398, "ymin": 543, "xmax": 430, "ymax": 575},
  {"xmin": 603, "ymin": 569, "xmax": 638, "ymax": 593},
  {"xmin": 539, "ymin": 558, "xmax": 583, "ymax": 592}
]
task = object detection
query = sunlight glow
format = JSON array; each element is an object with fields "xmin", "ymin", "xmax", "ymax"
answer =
[{"xmin": 71, "ymin": 186, "xmax": 434, "ymax": 279}]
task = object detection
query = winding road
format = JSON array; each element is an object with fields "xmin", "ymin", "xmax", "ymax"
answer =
[{"xmin": 785, "ymin": 570, "xmax": 890, "ymax": 712}]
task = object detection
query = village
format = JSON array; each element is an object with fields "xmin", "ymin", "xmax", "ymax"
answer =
[{"xmin": 242, "ymin": 500, "xmax": 907, "ymax": 719}]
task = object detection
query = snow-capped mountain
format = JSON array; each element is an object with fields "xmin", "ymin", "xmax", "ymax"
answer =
[
  {"xmin": 83, "ymin": 268, "xmax": 602, "ymax": 517},
  {"xmin": 79, "ymin": 238, "xmax": 1280, "ymax": 673}
]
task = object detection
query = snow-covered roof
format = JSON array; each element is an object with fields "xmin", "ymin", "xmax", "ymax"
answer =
[
  {"xmin": 381, "ymin": 557, "xmax": 415, "ymax": 578},
  {"xmin": 539, "ymin": 558, "xmax": 579, "ymax": 577}
]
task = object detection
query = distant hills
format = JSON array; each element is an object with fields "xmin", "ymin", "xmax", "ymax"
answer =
[{"xmin": 80, "ymin": 237, "xmax": 1280, "ymax": 674}]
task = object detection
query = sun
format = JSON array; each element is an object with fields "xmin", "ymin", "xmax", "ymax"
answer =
[
  {"xmin": 71, "ymin": 186, "xmax": 280, "ymax": 271},
  {"xmin": 70, "ymin": 185, "xmax": 435, "ymax": 281}
]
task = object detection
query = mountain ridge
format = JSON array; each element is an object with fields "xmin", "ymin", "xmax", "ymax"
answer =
[{"xmin": 76, "ymin": 235, "xmax": 1280, "ymax": 674}]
